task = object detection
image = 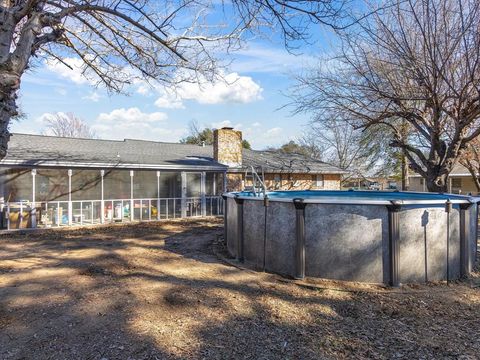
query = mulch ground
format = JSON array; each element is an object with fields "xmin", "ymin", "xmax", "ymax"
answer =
[{"xmin": 0, "ymin": 218, "xmax": 479, "ymax": 359}]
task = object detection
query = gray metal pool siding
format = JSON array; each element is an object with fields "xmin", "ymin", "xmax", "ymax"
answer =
[{"xmin": 224, "ymin": 195, "xmax": 478, "ymax": 285}]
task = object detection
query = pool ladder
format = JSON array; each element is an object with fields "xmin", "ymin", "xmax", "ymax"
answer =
[{"xmin": 244, "ymin": 166, "xmax": 267, "ymax": 197}]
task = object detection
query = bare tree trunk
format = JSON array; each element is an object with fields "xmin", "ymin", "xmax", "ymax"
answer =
[
  {"xmin": 425, "ymin": 172, "xmax": 448, "ymax": 193},
  {"xmin": 401, "ymin": 149, "xmax": 409, "ymax": 191},
  {"xmin": 0, "ymin": 73, "xmax": 17, "ymax": 158},
  {"xmin": 465, "ymin": 167, "xmax": 480, "ymax": 193}
]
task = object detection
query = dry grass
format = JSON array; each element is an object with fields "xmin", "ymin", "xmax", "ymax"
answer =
[{"xmin": 0, "ymin": 218, "xmax": 479, "ymax": 359}]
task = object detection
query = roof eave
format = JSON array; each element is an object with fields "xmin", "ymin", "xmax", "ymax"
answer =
[{"xmin": 0, "ymin": 159, "xmax": 227, "ymax": 172}]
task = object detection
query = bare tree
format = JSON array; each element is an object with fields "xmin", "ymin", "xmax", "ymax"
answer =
[
  {"xmin": 292, "ymin": 0, "xmax": 480, "ymax": 192},
  {"xmin": 303, "ymin": 119, "xmax": 393, "ymax": 183},
  {"xmin": 0, "ymin": 0, "xmax": 353, "ymax": 160},
  {"xmin": 459, "ymin": 138, "xmax": 480, "ymax": 192},
  {"xmin": 42, "ymin": 112, "xmax": 96, "ymax": 138}
]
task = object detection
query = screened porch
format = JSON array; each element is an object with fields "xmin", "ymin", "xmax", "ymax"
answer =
[{"xmin": 0, "ymin": 167, "xmax": 225, "ymax": 230}]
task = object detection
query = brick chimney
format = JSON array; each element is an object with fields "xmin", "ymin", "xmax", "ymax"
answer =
[{"xmin": 213, "ymin": 127, "xmax": 243, "ymax": 167}]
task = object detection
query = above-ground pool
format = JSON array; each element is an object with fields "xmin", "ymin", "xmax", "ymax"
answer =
[{"xmin": 222, "ymin": 190, "xmax": 479, "ymax": 286}]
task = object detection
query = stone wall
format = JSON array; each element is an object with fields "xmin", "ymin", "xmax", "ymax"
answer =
[{"xmin": 213, "ymin": 128, "xmax": 242, "ymax": 167}]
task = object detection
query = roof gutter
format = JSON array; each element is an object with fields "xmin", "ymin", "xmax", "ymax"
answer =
[
  {"xmin": 226, "ymin": 167, "xmax": 347, "ymax": 174},
  {"xmin": 0, "ymin": 160, "xmax": 227, "ymax": 171}
]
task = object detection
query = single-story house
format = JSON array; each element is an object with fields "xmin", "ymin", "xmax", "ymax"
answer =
[
  {"xmin": 214, "ymin": 127, "xmax": 345, "ymax": 192},
  {"xmin": 409, "ymin": 163, "xmax": 478, "ymax": 194},
  {"xmin": 0, "ymin": 127, "xmax": 344, "ymax": 229},
  {"xmin": 342, "ymin": 175, "xmax": 399, "ymax": 191}
]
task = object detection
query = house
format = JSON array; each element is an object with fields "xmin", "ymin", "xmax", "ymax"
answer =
[
  {"xmin": 342, "ymin": 175, "xmax": 399, "ymax": 191},
  {"xmin": 214, "ymin": 127, "xmax": 345, "ymax": 191},
  {"xmin": 0, "ymin": 127, "xmax": 344, "ymax": 229},
  {"xmin": 409, "ymin": 163, "xmax": 478, "ymax": 194}
]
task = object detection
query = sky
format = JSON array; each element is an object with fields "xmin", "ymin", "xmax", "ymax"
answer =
[{"xmin": 11, "ymin": 21, "xmax": 334, "ymax": 150}]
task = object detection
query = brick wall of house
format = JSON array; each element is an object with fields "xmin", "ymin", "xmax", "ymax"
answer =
[
  {"xmin": 410, "ymin": 176, "xmax": 478, "ymax": 194},
  {"xmin": 226, "ymin": 173, "xmax": 243, "ymax": 192},
  {"xmin": 324, "ymin": 174, "xmax": 342, "ymax": 190},
  {"xmin": 213, "ymin": 128, "xmax": 243, "ymax": 167},
  {"xmin": 227, "ymin": 172, "xmax": 342, "ymax": 192}
]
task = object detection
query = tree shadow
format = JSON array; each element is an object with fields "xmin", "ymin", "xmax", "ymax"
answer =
[{"xmin": 0, "ymin": 218, "xmax": 479, "ymax": 359}]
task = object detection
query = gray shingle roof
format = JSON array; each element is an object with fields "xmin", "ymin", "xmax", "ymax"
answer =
[
  {"xmin": 241, "ymin": 148, "xmax": 345, "ymax": 174},
  {"xmin": 0, "ymin": 133, "xmax": 345, "ymax": 174}
]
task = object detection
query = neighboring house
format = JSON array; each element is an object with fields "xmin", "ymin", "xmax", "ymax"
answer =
[
  {"xmin": 0, "ymin": 127, "xmax": 344, "ymax": 229},
  {"xmin": 342, "ymin": 175, "xmax": 398, "ymax": 191},
  {"xmin": 409, "ymin": 163, "xmax": 478, "ymax": 194}
]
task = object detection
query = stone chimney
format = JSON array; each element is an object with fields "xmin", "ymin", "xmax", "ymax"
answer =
[{"xmin": 213, "ymin": 127, "xmax": 243, "ymax": 167}]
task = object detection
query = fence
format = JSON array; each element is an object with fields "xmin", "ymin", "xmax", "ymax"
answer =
[{"xmin": 1, "ymin": 196, "xmax": 224, "ymax": 230}]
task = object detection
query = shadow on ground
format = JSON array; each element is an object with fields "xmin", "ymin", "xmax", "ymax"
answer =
[{"xmin": 0, "ymin": 218, "xmax": 479, "ymax": 359}]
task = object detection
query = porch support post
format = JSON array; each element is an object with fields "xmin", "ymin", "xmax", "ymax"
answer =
[
  {"xmin": 68, "ymin": 169, "xmax": 72, "ymax": 226},
  {"xmin": 223, "ymin": 171, "xmax": 227, "ymax": 193},
  {"xmin": 201, "ymin": 172, "xmax": 206, "ymax": 217},
  {"xmin": 130, "ymin": 170, "xmax": 134, "ymax": 222},
  {"xmin": 213, "ymin": 173, "xmax": 217, "ymax": 196},
  {"xmin": 293, "ymin": 198, "xmax": 307, "ymax": 280},
  {"xmin": 387, "ymin": 202, "xmax": 401, "ymax": 287},
  {"xmin": 100, "ymin": 170, "xmax": 105, "ymax": 224},
  {"xmin": 459, "ymin": 203, "xmax": 472, "ymax": 277},
  {"xmin": 157, "ymin": 171, "xmax": 161, "ymax": 221},
  {"xmin": 181, "ymin": 171, "xmax": 187, "ymax": 218},
  {"xmin": 31, "ymin": 169, "xmax": 37, "ymax": 228},
  {"xmin": 234, "ymin": 195, "xmax": 244, "ymax": 262}
]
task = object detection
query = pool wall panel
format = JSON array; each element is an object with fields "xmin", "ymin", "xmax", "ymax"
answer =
[
  {"xmin": 226, "ymin": 197, "xmax": 238, "ymax": 258},
  {"xmin": 398, "ymin": 206, "xmax": 460, "ymax": 283},
  {"xmin": 304, "ymin": 204, "xmax": 388, "ymax": 283},
  {"xmin": 469, "ymin": 204, "xmax": 478, "ymax": 272},
  {"xmin": 265, "ymin": 202, "xmax": 297, "ymax": 277},
  {"xmin": 243, "ymin": 200, "xmax": 266, "ymax": 269}
]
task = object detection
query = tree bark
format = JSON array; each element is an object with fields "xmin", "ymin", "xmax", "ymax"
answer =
[
  {"xmin": 425, "ymin": 172, "xmax": 448, "ymax": 193},
  {"xmin": 401, "ymin": 148, "xmax": 409, "ymax": 191},
  {"xmin": 0, "ymin": 72, "xmax": 18, "ymax": 158},
  {"xmin": 464, "ymin": 165, "xmax": 480, "ymax": 193}
]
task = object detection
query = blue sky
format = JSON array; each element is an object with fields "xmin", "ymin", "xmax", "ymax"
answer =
[{"xmin": 12, "ymin": 33, "xmax": 333, "ymax": 149}]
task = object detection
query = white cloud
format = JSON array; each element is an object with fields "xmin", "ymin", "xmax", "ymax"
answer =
[
  {"xmin": 265, "ymin": 127, "xmax": 283, "ymax": 137},
  {"xmin": 82, "ymin": 91, "xmax": 102, "ymax": 102},
  {"xmin": 97, "ymin": 107, "xmax": 167, "ymax": 124},
  {"xmin": 154, "ymin": 72, "xmax": 263, "ymax": 108},
  {"xmin": 45, "ymin": 57, "xmax": 92, "ymax": 85},
  {"xmin": 55, "ymin": 87, "xmax": 67, "ymax": 96},
  {"xmin": 239, "ymin": 125, "xmax": 286, "ymax": 149},
  {"xmin": 92, "ymin": 107, "xmax": 184, "ymax": 142},
  {"xmin": 210, "ymin": 120, "xmax": 243, "ymax": 129},
  {"xmin": 231, "ymin": 43, "xmax": 317, "ymax": 74},
  {"xmin": 154, "ymin": 93, "xmax": 185, "ymax": 109},
  {"xmin": 35, "ymin": 112, "xmax": 57, "ymax": 125}
]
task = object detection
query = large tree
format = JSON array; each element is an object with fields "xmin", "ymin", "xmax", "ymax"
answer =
[
  {"xmin": 0, "ymin": 0, "xmax": 351, "ymax": 159},
  {"xmin": 292, "ymin": 0, "xmax": 480, "ymax": 192}
]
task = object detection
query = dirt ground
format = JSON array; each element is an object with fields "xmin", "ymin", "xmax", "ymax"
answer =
[{"xmin": 0, "ymin": 218, "xmax": 479, "ymax": 360}]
